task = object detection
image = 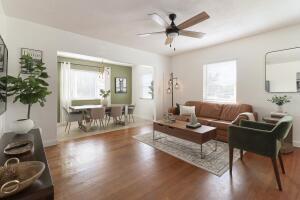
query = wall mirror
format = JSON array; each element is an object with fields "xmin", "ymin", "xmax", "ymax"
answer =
[{"xmin": 265, "ymin": 47, "xmax": 300, "ymax": 93}]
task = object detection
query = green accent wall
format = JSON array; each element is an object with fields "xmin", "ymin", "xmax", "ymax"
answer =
[
  {"xmin": 57, "ymin": 56, "xmax": 132, "ymax": 122},
  {"xmin": 111, "ymin": 65, "xmax": 132, "ymax": 104}
]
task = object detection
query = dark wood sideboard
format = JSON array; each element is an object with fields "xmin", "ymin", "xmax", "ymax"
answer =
[{"xmin": 0, "ymin": 129, "xmax": 54, "ymax": 200}]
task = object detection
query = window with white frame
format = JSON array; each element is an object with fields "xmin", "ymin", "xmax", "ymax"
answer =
[
  {"xmin": 141, "ymin": 73, "xmax": 153, "ymax": 99},
  {"xmin": 70, "ymin": 69, "xmax": 105, "ymax": 100},
  {"xmin": 203, "ymin": 60, "xmax": 237, "ymax": 103}
]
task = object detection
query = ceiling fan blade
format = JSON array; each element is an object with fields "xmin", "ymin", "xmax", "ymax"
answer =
[
  {"xmin": 137, "ymin": 31, "xmax": 165, "ymax": 37},
  {"xmin": 177, "ymin": 12, "xmax": 209, "ymax": 30},
  {"xmin": 179, "ymin": 30, "xmax": 205, "ymax": 38},
  {"xmin": 165, "ymin": 37, "xmax": 173, "ymax": 45},
  {"xmin": 149, "ymin": 13, "xmax": 169, "ymax": 28}
]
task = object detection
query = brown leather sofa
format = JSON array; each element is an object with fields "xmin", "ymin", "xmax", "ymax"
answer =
[{"xmin": 168, "ymin": 101, "xmax": 257, "ymax": 142}]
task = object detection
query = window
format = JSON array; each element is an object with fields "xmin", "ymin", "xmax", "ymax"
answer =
[
  {"xmin": 203, "ymin": 60, "xmax": 236, "ymax": 103},
  {"xmin": 141, "ymin": 73, "xmax": 153, "ymax": 99},
  {"xmin": 70, "ymin": 69, "xmax": 105, "ymax": 100}
]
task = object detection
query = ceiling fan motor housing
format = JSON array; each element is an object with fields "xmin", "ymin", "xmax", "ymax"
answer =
[{"xmin": 166, "ymin": 13, "xmax": 179, "ymax": 37}]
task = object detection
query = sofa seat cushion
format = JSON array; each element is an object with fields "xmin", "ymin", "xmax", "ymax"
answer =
[
  {"xmin": 219, "ymin": 104, "xmax": 253, "ymax": 121},
  {"xmin": 210, "ymin": 120, "xmax": 232, "ymax": 130},
  {"xmin": 174, "ymin": 115, "xmax": 190, "ymax": 122},
  {"xmin": 197, "ymin": 117, "xmax": 217, "ymax": 125},
  {"xmin": 199, "ymin": 102, "xmax": 223, "ymax": 119}
]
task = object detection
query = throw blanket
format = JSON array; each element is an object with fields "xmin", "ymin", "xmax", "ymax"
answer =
[{"xmin": 238, "ymin": 112, "xmax": 256, "ymax": 121}]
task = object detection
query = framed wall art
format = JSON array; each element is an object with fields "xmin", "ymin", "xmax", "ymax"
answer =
[{"xmin": 115, "ymin": 77, "xmax": 127, "ymax": 93}]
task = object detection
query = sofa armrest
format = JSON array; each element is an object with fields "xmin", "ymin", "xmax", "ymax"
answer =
[
  {"xmin": 240, "ymin": 120, "xmax": 275, "ymax": 131},
  {"xmin": 168, "ymin": 107, "xmax": 177, "ymax": 115}
]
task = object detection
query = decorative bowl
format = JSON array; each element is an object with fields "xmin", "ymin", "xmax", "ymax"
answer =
[{"xmin": 0, "ymin": 158, "xmax": 45, "ymax": 198}]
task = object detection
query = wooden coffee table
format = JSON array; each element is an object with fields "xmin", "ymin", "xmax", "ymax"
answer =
[{"xmin": 153, "ymin": 120, "xmax": 217, "ymax": 159}]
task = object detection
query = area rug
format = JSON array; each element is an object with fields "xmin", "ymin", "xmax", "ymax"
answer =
[{"xmin": 133, "ymin": 132, "xmax": 241, "ymax": 176}]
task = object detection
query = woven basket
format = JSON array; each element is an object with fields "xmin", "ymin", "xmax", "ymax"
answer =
[{"xmin": 0, "ymin": 158, "xmax": 45, "ymax": 198}]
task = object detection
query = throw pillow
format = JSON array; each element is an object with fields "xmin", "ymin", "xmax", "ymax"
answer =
[{"xmin": 180, "ymin": 105, "xmax": 195, "ymax": 116}]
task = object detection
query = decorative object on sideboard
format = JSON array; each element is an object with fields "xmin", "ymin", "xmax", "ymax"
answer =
[
  {"xmin": 0, "ymin": 157, "xmax": 45, "ymax": 198},
  {"xmin": 167, "ymin": 72, "xmax": 179, "ymax": 107},
  {"xmin": 115, "ymin": 77, "xmax": 127, "ymax": 93},
  {"xmin": 20, "ymin": 48, "xmax": 43, "ymax": 74},
  {"xmin": 4, "ymin": 140, "xmax": 33, "ymax": 155},
  {"xmin": 1, "ymin": 55, "xmax": 51, "ymax": 134},
  {"xmin": 267, "ymin": 95, "xmax": 291, "ymax": 113},
  {"xmin": 100, "ymin": 89, "xmax": 111, "ymax": 106}
]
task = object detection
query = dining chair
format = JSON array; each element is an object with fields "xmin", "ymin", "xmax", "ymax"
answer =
[
  {"xmin": 106, "ymin": 106, "xmax": 123, "ymax": 126},
  {"xmin": 128, "ymin": 105, "xmax": 135, "ymax": 122},
  {"xmin": 90, "ymin": 107, "xmax": 106, "ymax": 128},
  {"xmin": 63, "ymin": 107, "xmax": 82, "ymax": 134}
]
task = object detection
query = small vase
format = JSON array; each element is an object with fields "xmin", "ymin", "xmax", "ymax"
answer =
[
  {"xmin": 101, "ymin": 98, "xmax": 108, "ymax": 106},
  {"xmin": 277, "ymin": 105, "xmax": 283, "ymax": 113},
  {"xmin": 10, "ymin": 119, "xmax": 34, "ymax": 134}
]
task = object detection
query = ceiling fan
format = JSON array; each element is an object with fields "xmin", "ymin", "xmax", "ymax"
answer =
[{"xmin": 138, "ymin": 12, "xmax": 210, "ymax": 49}]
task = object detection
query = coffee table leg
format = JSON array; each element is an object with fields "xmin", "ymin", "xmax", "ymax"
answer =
[
  {"xmin": 215, "ymin": 140, "xmax": 217, "ymax": 151},
  {"xmin": 153, "ymin": 130, "xmax": 155, "ymax": 140},
  {"xmin": 200, "ymin": 144, "xmax": 205, "ymax": 159}
]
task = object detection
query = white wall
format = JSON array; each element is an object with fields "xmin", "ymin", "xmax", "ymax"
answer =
[
  {"xmin": 267, "ymin": 61, "xmax": 300, "ymax": 92},
  {"xmin": 5, "ymin": 16, "xmax": 171, "ymax": 146},
  {"xmin": 132, "ymin": 65, "xmax": 154, "ymax": 120},
  {"xmin": 0, "ymin": 1, "xmax": 6, "ymax": 134},
  {"xmin": 171, "ymin": 23, "xmax": 300, "ymax": 146}
]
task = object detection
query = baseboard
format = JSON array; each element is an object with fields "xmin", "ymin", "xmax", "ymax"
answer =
[
  {"xmin": 293, "ymin": 140, "xmax": 300, "ymax": 148},
  {"xmin": 43, "ymin": 139, "xmax": 57, "ymax": 147}
]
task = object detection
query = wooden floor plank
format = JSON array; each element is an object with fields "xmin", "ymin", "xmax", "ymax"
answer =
[{"xmin": 45, "ymin": 125, "xmax": 300, "ymax": 200}]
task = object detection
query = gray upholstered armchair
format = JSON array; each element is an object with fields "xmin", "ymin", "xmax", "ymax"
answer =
[{"xmin": 228, "ymin": 115, "xmax": 293, "ymax": 191}]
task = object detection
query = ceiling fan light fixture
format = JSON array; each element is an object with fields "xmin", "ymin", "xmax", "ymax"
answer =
[{"xmin": 167, "ymin": 32, "xmax": 179, "ymax": 39}]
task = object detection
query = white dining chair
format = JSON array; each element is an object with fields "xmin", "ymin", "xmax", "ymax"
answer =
[
  {"xmin": 90, "ymin": 107, "xmax": 106, "ymax": 128},
  {"xmin": 63, "ymin": 107, "xmax": 82, "ymax": 134}
]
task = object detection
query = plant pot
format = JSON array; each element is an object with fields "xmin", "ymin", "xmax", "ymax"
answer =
[
  {"xmin": 101, "ymin": 98, "xmax": 108, "ymax": 106},
  {"xmin": 277, "ymin": 105, "xmax": 284, "ymax": 113},
  {"xmin": 10, "ymin": 119, "xmax": 34, "ymax": 134}
]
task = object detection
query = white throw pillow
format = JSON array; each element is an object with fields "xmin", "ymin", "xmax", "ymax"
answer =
[{"xmin": 180, "ymin": 105, "xmax": 195, "ymax": 116}]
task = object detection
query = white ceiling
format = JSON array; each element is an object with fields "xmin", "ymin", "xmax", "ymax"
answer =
[{"xmin": 2, "ymin": 0, "xmax": 300, "ymax": 56}]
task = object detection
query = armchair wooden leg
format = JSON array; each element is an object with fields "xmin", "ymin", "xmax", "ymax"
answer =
[
  {"xmin": 278, "ymin": 153, "xmax": 285, "ymax": 174},
  {"xmin": 240, "ymin": 149, "xmax": 243, "ymax": 160},
  {"xmin": 271, "ymin": 157, "xmax": 282, "ymax": 191},
  {"xmin": 229, "ymin": 146, "xmax": 234, "ymax": 176}
]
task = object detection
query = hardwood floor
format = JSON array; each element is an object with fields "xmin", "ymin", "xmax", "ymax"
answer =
[{"xmin": 45, "ymin": 125, "xmax": 300, "ymax": 200}]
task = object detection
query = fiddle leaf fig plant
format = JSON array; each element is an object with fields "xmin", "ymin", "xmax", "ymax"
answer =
[{"xmin": 1, "ymin": 55, "xmax": 52, "ymax": 119}]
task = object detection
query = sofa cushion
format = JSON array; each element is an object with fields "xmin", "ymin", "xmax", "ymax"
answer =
[
  {"xmin": 197, "ymin": 117, "xmax": 217, "ymax": 125},
  {"xmin": 210, "ymin": 120, "xmax": 232, "ymax": 130},
  {"xmin": 185, "ymin": 101, "xmax": 203, "ymax": 117},
  {"xmin": 219, "ymin": 104, "xmax": 253, "ymax": 121},
  {"xmin": 199, "ymin": 102, "xmax": 223, "ymax": 119}
]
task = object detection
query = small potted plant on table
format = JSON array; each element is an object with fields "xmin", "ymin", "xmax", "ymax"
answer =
[
  {"xmin": 267, "ymin": 95, "xmax": 291, "ymax": 113},
  {"xmin": 100, "ymin": 89, "xmax": 110, "ymax": 106}
]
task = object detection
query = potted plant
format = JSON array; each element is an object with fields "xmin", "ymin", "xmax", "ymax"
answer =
[
  {"xmin": 100, "ymin": 89, "xmax": 110, "ymax": 106},
  {"xmin": 267, "ymin": 95, "xmax": 291, "ymax": 113},
  {"xmin": 2, "ymin": 55, "xmax": 51, "ymax": 133}
]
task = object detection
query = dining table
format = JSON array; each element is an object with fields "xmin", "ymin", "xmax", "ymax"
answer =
[{"xmin": 69, "ymin": 104, "xmax": 130, "ymax": 132}]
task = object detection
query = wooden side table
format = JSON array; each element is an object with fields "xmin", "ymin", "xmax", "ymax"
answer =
[{"xmin": 263, "ymin": 116, "xmax": 294, "ymax": 154}]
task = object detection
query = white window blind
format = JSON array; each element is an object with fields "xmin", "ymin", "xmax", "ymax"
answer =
[
  {"xmin": 141, "ymin": 73, "xmax": 153, "ymax": 99},
  {"xmin": 70, "ymin": 69, "xmax": 105, "ymax": 100},
  {"xmin": 203, "ymin": 60, "xmax": 237, "ymax": 103}
]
